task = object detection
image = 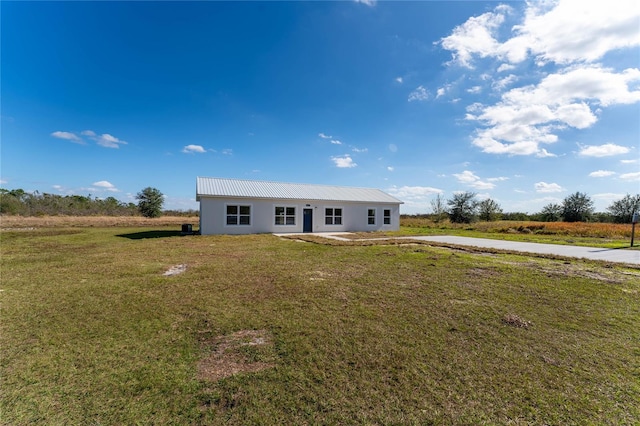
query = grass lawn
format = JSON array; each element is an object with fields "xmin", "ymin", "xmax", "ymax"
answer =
[{"xmin": 1, "ymin": 225, "xmax": 639, "ymax": 424}]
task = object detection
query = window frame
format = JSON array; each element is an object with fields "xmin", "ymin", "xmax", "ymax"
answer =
[
  {"xmin": 274, "ymin": 205, "xmax": 297, "ymax": 226},
  {"xmin": 367, "ymin": 208, "xmax": 376, "ymax": 226},
  {"xmin": 324, "ymin": 207, "xmax": 343, "ymax": 226},
  {"xmin": 383, "ymin": 209, "xmax": 391, "ymax": 225},
  {"xmin": 225, "ymin": 203, "xmax": 252, "ymax": 226}
]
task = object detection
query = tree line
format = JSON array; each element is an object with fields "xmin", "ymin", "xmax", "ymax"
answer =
[
  {"xmin": 428, "ymin": 191, "xmax": 640, "ymax": 224},
  {"xmin": 2, "ymin": 187, "xmax": 637, "ymax": 223},
  {"xmin": 0, "ymin": 187, "xmax": 196, "ymax": 218}
]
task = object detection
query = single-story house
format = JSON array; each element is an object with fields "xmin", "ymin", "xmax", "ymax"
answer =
[{"xmin": 196, "ymin": 177, "xmax": 403, "ymax": 235}]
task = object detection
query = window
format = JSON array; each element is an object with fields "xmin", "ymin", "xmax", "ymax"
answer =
[
  {"xmin": 383, "ymin": 209, "xmax": 391, "ymax": 225},
  {"xmin": 367, "ymin": 208, "xmax": 376, "ymax": 225},
  {"xmin": 226, "ymin": 205, "xmax": 251, "ymax": 225},
  {"xmin": 275, "ymin": 206, "xmax": 296, "ymax": 225},
  {"xmin": 325, "ymin": 208, "xmax": 342, "ymax": 225}
]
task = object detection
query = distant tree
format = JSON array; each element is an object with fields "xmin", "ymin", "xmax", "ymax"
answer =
[
  {"xmin": 136, "ymin": 187, "xmax": 164, "ymax": 218},
  {"xmin": 478, "ymin": 198, "xmax": 502, "ymax": 221},
  {"xmin": 478, "ymin": 198, "xmax": 503, "ymax": 221},
  {"xmin": 447, "ymin": 191, "xmax": 478, "ymax": 223},
  {"xmin": 8, "ymin": 188, "xmax": 27, "ymax": 201},
  {"xmin": 562, "ymin": 192, "xmax": 594, "ymax": 222},
  {"xmin": 607, "ymin": 194, "xmax": 640, "ymax": 223},
  {"xmin": 539, "ymin": 203, "xmax": 562, "ymax": 222},
  {"xmin": 0, "ymin": 189, "xmax": 24, "ymax": 215},
  {"xmin": 100, "ymin": 196, "xmax": 123, "ymax": 215},
  {"xmin": 430, "ymin": 193, "xmax": 447, "ymax": 223}
]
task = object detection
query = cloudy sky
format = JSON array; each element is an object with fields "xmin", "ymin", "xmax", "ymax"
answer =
[{"xmin": 2, "ymin": 0, "xmax": 639, "ymax": 213}]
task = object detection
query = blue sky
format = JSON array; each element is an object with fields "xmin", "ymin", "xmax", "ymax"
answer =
[{"xmin": 2, "ymin": 0, "xmax": 639, "ymax": 214}]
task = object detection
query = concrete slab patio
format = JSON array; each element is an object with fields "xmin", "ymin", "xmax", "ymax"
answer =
[{"xmin": 275, "ymin": 233, "xmax": 640, "ymax": 265}]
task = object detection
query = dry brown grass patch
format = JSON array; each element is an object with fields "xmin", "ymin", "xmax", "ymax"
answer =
[
  {"xmin": 502, "ymin": 313, "xmax": 532, "ymax": 328},
  {"xmin": 0, "ymin": 215, "xmax": 198, "ymax": 228},
  {"xmin": 197, "ymin": 330, "xmax": 276, "ymax": 382}
]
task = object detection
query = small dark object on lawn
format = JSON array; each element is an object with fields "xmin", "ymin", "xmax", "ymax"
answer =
[{"xmin": 502, "ymin": 313, "xmax": 532, "ymax": 328}]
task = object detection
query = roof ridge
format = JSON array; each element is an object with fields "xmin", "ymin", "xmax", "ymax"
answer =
[{"xmin": 196, "ymin": 176, "xmax": 384, "ymax": 191}]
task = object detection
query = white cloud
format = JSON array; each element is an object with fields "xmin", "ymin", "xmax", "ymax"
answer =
[
  {"xmin": 453, "ymin": 170, "xmax": 480, "ymax": 184},
  {"xmin": 589, "ymin": 170, "xmax": 616, "ymax": 177},
  {"xmin": 620, "ymin": 171, "xmax": 640, "ymax": 181},
  {"xmin": 554, "ymin": 103, "xmax": 597, "ymax": 128},
  {"xmin": 441, "ymin": 1, "xmax": 640, "ymax": 67},
  {"xmin": 504, "ymin": 67, "xmax": 640, "ymax": 108},
  {"xmin": 466, "ymin": 66, "xmax": 639, "ymax": 156},
  {"xmin": 331, "ymin": 155, "xmax": 357, "ymax": 168},
  {"xmin": 504, "ymin": 0, "xmax": 640, "ymax": 65},
  {"xmin": 578, "ymin": 143, "xmax": 630, "ymax": 157},
  {"xmin": 0, "ymin": 179, "xmax": 7, "ymax": 185},
  {"xmin": 354, "ymin": 0, "xmax": 376, "ymax": 6},
  {"xmin": 331, "ymin": 140, "xmax": 343, "ymax": 145},
  {"xmin": 453, "ymin": 170, "xmax": 496, "ymax": 190},
  {"xmin": 92, "ymin": 180, "xmax": 119, "ymax": 192},
  {"xmin": 471, "ymin": 137, "xmax": 542, "ymax": 156},
  {"xmin": 95, "ymin": 133, "xmax": 127, "ymax": 149},
  {"xmin": 51, "ymin": 184, "xmax": 75, "ymax": 195},
  {"xmin": 182, "ymin": 144, "xmax": 206, "ymax": 154},
  {"xmin": 621, "ymin": 159, "xmax": 639, "ymax": 164},
  {"xmin": 387, "ymin": 166, "xmax": 394, "ymax": 172},
  {"xmin": 492, "ymin": 74, "xmax": 517, "ymax": 91},
  {"xmin": 536, "ymin": 148, "xmax": 557, "ymax": 158},
  {"xmin": 387, "ymin": 185, "xmax": 442, "ymax": 199},
  {"xmin": 408, "ymin": 85, "xmax": 429, "ymax": 102},
  {"xmin": 439, "ymin": 7, "xmax": 508, "ymax": 68},
  {"xmin": 222, "ymin": 149, "xmax": 233, "ymax": 155},
  {"xmin": 497, "ymin": 63, "xmax": 516, "ymax": 72},
  {"xmin": 51, "ymin": 131, "xmax": 83, "ymax": 143},
  {"xmin": 535, "ymin": 181, "xmax": 563, "ymax": 193},
  {"xmin": 467, "ymin": 86, "xmax": 482, "ymax": 94},
  {"xmin": 439, "ymin": 2, "xmax": 640, "ymax": 159},
  {"xmin": 395, "ymin": 77, "xmax": 403, "ymax": 84},
  {"xmin": 75, "ymin": 129, "xmax": 128, "ymax": 148},
  {"xmin": 318, "ymin": 132, "xmax": 332, "ymax": 139},
  {"xmin": 436, "ymin": 87, "xmax": 447, "ymax": 98},
  {"xmin": 352, "ymin": 147, "xmax": 368, "ymax": 153}
]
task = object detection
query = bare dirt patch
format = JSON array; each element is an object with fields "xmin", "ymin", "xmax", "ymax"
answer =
[
  {"xmin": 197, "ymin": 329, "xmax": 276, "ymax": 382},
  {"xmin": 502, "ymin": 313, "xmax": 532, "ymax": 329},
  {"xmin": 163, "ymin": 264, "xmax": 187, "ymax": 276}
]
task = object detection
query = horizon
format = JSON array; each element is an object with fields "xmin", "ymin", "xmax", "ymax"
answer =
[{"xmin": 2, "ymin": 1, "xmax": 639, "ymax": 215}]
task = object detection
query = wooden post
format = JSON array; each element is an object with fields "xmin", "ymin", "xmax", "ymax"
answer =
[{"xmin": 632, "ymin": 212, "xmax": 639, "ymax": 247}]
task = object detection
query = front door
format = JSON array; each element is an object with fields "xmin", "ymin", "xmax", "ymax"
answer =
[{"xmin": 303, "ymin": 208, "xmax": 313, "ymax": 233}]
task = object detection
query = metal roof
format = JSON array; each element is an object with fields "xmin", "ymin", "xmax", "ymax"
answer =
[{"xmin": 196, "ymin": 177, "xmax": 403, "ymax": 204}]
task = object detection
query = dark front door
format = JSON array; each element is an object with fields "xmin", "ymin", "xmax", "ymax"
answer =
[{"xmin": 303, "ymin": 208, "xmax": 313, "ymax": 233}]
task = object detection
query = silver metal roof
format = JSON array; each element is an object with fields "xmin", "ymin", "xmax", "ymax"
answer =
[{"xmin": 196, "ymin": 177, "xmax": 403, "ymax": 204}]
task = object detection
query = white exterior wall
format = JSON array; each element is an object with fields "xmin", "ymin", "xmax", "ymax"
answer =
[{"xmin": 198, "ymin": 196, "xmax": 400, "ymax": 235}]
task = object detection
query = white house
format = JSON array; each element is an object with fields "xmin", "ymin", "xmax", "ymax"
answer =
[{"xmin": 196, "ymin": 177, "xmax": 403, "ymax": 235}]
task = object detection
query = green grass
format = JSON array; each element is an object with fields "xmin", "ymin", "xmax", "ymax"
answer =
[{"xmin": 2, "ymin": 226, "xmax": 639, "ymax": 424}]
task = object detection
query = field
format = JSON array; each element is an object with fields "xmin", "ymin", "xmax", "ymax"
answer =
[{"xmin": 1, "ymin": 218, "xmax": 639, "ymax": 424}]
